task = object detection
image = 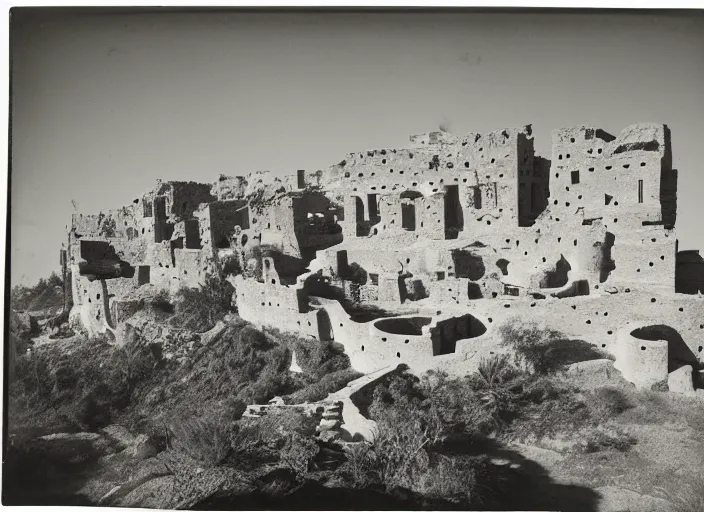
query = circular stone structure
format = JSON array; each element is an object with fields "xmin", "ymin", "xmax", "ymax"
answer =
[
  {"xmin": 374, "ymin": 316, "xmax": 433, "ymax": 336},
  {"xmin": 613, "ymin": 323, "xmax": 669, "ymax": 389}
]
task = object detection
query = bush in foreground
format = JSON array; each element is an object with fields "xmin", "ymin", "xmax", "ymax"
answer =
[{"xmin": 171, "ymin": 273, "xmax": 234, "ymax": 332}]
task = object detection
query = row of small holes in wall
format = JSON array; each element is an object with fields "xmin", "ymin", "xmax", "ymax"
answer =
[
  {"xmin": 635, "ymin": 256, "xmax": 667, "ymax": 273},
  {"xmin": 296, "ymin": 320, "xmax": 313, "ymax": 327},
  {"xmin": 359, "ymin": 345, "xmax": 402, "ymax": 358},
  {"xmin": 350, "ymin": 175, "xmax": 506, "ymax": 194},
  {"xmin": 556, "ymin": 161, "xmax": 647, "ymax": 177},
  {"xmin": 380, "ymin": 337, "xmax": 412, "ymax": 344},
  {"xmin": 345, "ymin": 158, "xmax": 492, "ymax": 178}
]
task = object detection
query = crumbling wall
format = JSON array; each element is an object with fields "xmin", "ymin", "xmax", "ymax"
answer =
[
  {"xmin": 322, "ymin": 126, "xmax": 534, "ymax": 242},
  {"xmin": 169, "ymin": 181, "xmax": 216, "ymax": 221}
]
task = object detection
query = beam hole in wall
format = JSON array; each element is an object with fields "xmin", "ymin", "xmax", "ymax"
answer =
[
  {"xmin": 651, "ymin": 298, "xmax": 656, "ymax": 303},
  {"xmin": 606, "ymin": 165, "xmax": 612, "ymax": 170},
  {"xmin": 397, "ymin": 352, "xmax": 401, "ymax": 358},
  {"xmin": 586, "ymin": 320, "xmax": 591, "ymax": 324},
  {"xmin": 623, "ymin": 164, "xmax": 630, "ymax": 169}
]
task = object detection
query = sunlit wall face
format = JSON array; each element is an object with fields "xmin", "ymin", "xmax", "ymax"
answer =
[{"xmin": 10, "ymin": 9, "xmax": 704, "ymax": 286}]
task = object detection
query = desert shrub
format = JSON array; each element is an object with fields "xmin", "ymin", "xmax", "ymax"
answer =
[
  {"xmin": 229, "ymin": 408, "xmax": 319, "ymax": 469},
  {"xmin": 509, "ymin": 376, "xmax": 590, "ymax": 442},
  {"xmin": 615, "ymin": 388, "xmax": 673, "ymax": 425},
  {"xmin": 286, "ymin": 368, "xmax": 362, "ymax": 404},
  {"xmin": 498, "ymin": 319, "xmax": 570, "ymax": 374},
  {"xmin": 420, "ymin": 357, "xmax": 528, "ymax": 438},
  {"xmin": 346, "ymin": 262, "xmax": 368, "ymax": 285},
  {"xmin": 664, "ymin": 476, "xmax": 704, "ymax": 512},
  {"xmin": 10, "ymin": 349, "xmax": 55, "ymax": 407},
  {"xmin": 418, "ymin": 454, "xmax": 488, "ymax": 504},
  {"xmin": 267, "ymin": 329, "xmax": 352, "ymax": 379},
  {"xmin": 420, "ymin": 371, "xmax": 493, "ymax": 438},
  {"xmin": 584, "ymin": 386, "xmax": 634, "ymax": 422},
  {"xmin": 280, "ymin": 432, "xmax": 320, "ymax": 476},
  {"xmin": 219, "ymin": 252, "xmax": 242, "ymax": 276},
  {"xmin": 169, "ymin": 407, "xmax": 235, "ymax": 467},
  {"xmin": 581, "ymin": 425, "xmax": 637, "ymax": 453},
  {"xmin": 255, "ymin": 408, "xmax": 319, "ymax": 439},
  {"xmin": 365, "ymin": 374, "xmax": 445, "ymax": 490},
  {"xmin": 343, "ymin": 442, "xmax": 376, "ymax": 488},
  {"xmin": 11, "ymin": 272, "xmax": 64, "ymax": 312},
  {"xmin": 651, "ymin": 379, "xmax": 669, "ymax": 392},
  {"xmin": 466, "ymin": 355, "xmax": 526, "ymax": 429},
  {"xmin": 171, "ymin": 273, "xmax": 234, "ymax": 332},
  {"xmin": 8, "ymin": 333, "xmax": 160, "ymax": 435},
  {"xmin": 153, "ymin": 322, "xmax": 306, "ymax": 428}
]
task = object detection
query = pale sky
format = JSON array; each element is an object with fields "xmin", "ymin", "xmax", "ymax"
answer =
[{"xmin": 10, "ymin": 9, "xmax": 704, "ymax": 286}]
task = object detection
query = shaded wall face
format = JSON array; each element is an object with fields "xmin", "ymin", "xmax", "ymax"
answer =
[
  {"xmin": 208, "ymin": 200, "xmax": 250, "ymax": 249},
  {"xmin": 676, "ymin": 252, "xmax": 704, "ymax": 294},
  {"xmin": 170, "ymin": 182, "xmax": 217, "ymax": 221},
  {"xmin": 291, "ymin": 193, "xmax": 343, "ymax": 252}
]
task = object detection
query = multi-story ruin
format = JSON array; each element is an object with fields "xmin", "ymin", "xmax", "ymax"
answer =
[{"xmin": 67, "ymin": 123, "xmax": 704, "ymax": 390}]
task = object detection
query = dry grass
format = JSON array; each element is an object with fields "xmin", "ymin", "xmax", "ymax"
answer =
[
  {"xmin": 169, "ymin": 409, "xmax": 233, "ymax": 467},
  {"xmin": 663, "ymin": 476, "xmax": 704, "ymax": 512}
]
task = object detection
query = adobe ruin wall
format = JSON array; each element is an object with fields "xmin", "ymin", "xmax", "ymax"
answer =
[{"xmin": 66, "ymin": 122, "xmax": 704, "ymax": 390}]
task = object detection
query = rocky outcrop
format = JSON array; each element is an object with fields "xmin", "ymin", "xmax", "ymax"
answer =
[
  {"xmin": 565, "ymin": 359, "xmax": 629, "ymax": 389},
  {"xmin": 668, "ymin": 365, "xmax": 695, "ymax": 395}
]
